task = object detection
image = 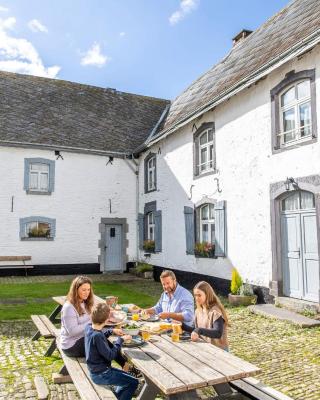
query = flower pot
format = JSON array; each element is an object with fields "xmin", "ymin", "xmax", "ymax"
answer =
[
  {"xmin": 143, "ymin": 271, "xmax": 153, "ymax": 279},
  {"xmin": 228, "ymin": 293, "xmax": 257, "ymax": 306}
]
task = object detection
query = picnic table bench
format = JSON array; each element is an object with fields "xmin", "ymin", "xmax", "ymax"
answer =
[{"xmin": 0, "ymin": 256, "xmax": 33, "ymax": 276}]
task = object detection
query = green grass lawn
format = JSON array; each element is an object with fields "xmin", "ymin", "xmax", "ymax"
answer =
[{"xmin": 0, "ymin": 281, "xmax": 162, "ymax": 320}]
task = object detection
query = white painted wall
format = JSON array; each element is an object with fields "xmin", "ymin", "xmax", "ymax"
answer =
[
  {"xmin": 138, "ymin": 47, "xmax": 320, "ymax": 288},
  {"xmin": 0, "ymin": 147, "xmax": 137, "ymax": 267}
]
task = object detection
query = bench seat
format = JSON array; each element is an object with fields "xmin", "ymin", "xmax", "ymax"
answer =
[
  {"xmin": 31, "ymin": 315, "xmax": 60, "ymax": 356},
  {"xmin": 0, "ymin": 256, "xmax": 33, "ymax": 276},
  {"xmin": 230, "ymin": 377, "xmax": 294, "ymax": 400},
  {"xmin": 57, "ymin": 338, "xmax": 117, "ymax": 400}
]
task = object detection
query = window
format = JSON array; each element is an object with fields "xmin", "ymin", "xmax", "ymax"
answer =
[
  {"xmin": 24, "ymin": 158, "xmax": 55, "ymax": 194},
  {"xmin": 271, "ymin": 70, "xmax": 317, "ymax": 152},
  {"xmin": 147, "ymin": 212, "xmax": 155, "ymax": 240},
  {"xmin": 200, "ymin": 204, "xmax": 215, "ymax": 243},
  {"xmin": 281, "ymin": 191, "xmax": 315, "ymax": 211},
  {"xmin": 144, "ymin": 153, "xmax": 157, "ymax": 193},
  {"xmin": 199, "ymin": 130, "xmax": 214, "ymax": 174},
  {"xmin": 20, "ymin": 217, "xmax": 56, "ymax": 240},
  {"xmin": 193, "ymin": 122, "xmax": 215, "ymax": 177},
  {"xmin": 147, "ymin": 156, "xmax": 156, "ymax": 191},
  {"xmin": 279, "ymin": 80, "xmax": 312, "ymax": 146}
]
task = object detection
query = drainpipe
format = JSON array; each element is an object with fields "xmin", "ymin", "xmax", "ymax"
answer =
[{"xmin": 125, "ymin": 156, "xmax": 140, "ymax": 263}]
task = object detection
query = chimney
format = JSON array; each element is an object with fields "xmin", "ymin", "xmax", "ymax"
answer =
[{"xmin": 232, "ymin": 29, "xmax": 252, "ymax": 46}]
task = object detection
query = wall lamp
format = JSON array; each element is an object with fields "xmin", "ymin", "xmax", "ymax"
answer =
[{"xmin": 285, "ymin": 177, "xmax": 299, "ymax": 191}]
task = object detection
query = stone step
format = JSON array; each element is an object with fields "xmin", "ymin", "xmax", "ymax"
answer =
[
  {"xmin": 275, "ymin": 296, "xmax": 319, "ymax": 314},
  {"xmin": 34, "ymin": 376, "xmax": 49, "ymax": 400},
  {"xmin": 248, "ymin": 304, "xmax": 320, "ymax": 327}
]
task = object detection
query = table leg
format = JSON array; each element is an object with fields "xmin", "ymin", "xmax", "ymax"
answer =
[
  {"xmin": 32, "ymin": 331, "xmax": 41, "ymax": 341},
  {"xmin": 49, "ymin": 304, "xmax": 62, "ymax": 323},
  {"xmin": 45, "ymin": 339, "xmax": 57, "ymax": 357},
  {"xmin": 213, "ymin": 383, "xmax": 234, "ymax": 396},
  {"xmin": 167, "ymin": 390, "xmax": 199, "ymax": 399},
  {"xmin": 136, "ymin": 377, "xmax": 160, "ymax": 400}
]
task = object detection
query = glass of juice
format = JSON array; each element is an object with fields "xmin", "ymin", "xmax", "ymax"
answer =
[
  {"xmin": 132, "ymin": 313, "xmax": 139, "ymax": 321},
  {"xmin": 171, "ymin": 332, "xmax": 180, "ymax": 342},
  {"xmin": 172, "ymin": 323, "xmax": 182, "ymax": 334},
  {"xmin": 141, "ymin": 330, "xmax": 151, "ymax": 341}
]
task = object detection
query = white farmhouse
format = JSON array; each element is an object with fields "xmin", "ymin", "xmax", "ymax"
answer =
[{"xmin": 0, "ymin": 0, "xmax": 319, "ymax": 307}]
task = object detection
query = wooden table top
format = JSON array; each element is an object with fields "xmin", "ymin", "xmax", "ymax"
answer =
[{"xmin": 122, "ymin": 334, "xmax": 261, "ymax": 395}]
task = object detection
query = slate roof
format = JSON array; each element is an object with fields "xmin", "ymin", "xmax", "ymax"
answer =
[
  {"xmin": 151, "ymin": 0, "xmax": 320, "ymax": 141},
  {"xmin": 0, "ymin": 71, "xmax": 169, "ymax": 155}
]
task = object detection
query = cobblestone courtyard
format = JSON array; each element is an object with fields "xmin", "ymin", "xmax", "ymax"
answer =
[{"xmin": 0, "ymin": 275, "xmax": 319, "ymax": 399}]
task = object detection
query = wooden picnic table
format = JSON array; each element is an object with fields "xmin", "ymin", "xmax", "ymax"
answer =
[{"xmin": 122, "ymin": 334, "xmax": 261, "ymax": 399}]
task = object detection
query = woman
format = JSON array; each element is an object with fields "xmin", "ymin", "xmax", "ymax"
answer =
[
  {"xmin": 60, "ymin": 276, "xmax": 94, "ymax": 357},
  {"xmin": 182, "ymin": 281, "xmax": 229, "ymax": 351}
]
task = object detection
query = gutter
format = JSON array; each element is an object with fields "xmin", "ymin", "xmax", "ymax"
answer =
[
  {"xmin": 148, "ymin": 28, "xmax": 320, "ymax": 146},
  {"xmin": 0, "ymin": 140, "xmax": 129, "ymax": 158}
]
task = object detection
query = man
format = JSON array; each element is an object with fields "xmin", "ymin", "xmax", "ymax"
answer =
[{"xmin": 145, "ymin": 270, "xmax": 194, "ymax": 324}]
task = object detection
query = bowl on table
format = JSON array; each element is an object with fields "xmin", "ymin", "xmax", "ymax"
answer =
[{"xmin": 121, "ymin": 322, "xmax": 141, "ymax": 336}]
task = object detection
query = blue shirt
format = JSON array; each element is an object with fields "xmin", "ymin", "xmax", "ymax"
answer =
[
  {"xmin": 153, "ymin": 284, "xmax": 194, "ymax": 323},
  {"xmin": 84, "ymin": 324, "xmax": 123, "ymax": 374}
]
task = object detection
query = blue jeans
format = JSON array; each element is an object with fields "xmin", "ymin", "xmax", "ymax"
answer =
[{"xmin": 90, "ymin": 368, "xmax": 139, "ymax": 400}]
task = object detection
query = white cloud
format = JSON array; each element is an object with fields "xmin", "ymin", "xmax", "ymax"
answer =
[
  {"xmin": 169, "ymin": 0, "xmax": 199, "ymax": 25},
  {"xmin": 0, "ymin": 16, "xmax": 60, "ymax": 78},
  {"xmin": 119, "ymin": 32, "xmax": 126, "ymax": 37},
  {"xmin": 80, "ymin": 42, "xmax": 110, "ymax": 68},
  {"xmin": 28, "ymin": 19, "xmax": 48, "ymax": 33},
  {"xmin": 0, "ymin": 6, "xmax": 9, "ymax": 12}
]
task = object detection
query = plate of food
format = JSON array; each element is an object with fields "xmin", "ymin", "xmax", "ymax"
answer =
[
  {"xmin": 140, "ymin": 314, "xmax": 160, "ymax": 322},
  {"xmin": 105, "ymin": 310, "xmax": 127, "ymax": 326},
  {"xmin": 121, "ymin": 322, "xmax": 141, "ymax": 336},
  {"xmin": 122, "ymin": 335, "xmax": 145, "ymax": 347}
]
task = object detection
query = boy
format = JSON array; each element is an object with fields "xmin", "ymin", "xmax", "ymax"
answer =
[{"xmin": 85, "ymin": 303, "xmax": 139, "ymax": 400}]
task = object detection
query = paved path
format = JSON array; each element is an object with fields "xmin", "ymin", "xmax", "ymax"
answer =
[{"xmin": 248, "ymin": 304, "xmax": 320, "ymax": 327}]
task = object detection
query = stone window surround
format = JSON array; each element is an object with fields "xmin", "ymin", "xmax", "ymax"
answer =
[
  {"xmin": 24, "ymin": 157, "xmax": 55, "ymax": 195},
  {"xmin": 269, "ymin": 174, "xmax": 320, "ymax": 305},
  {"xmin": 144, "ymin": 152, "xmax": 157, "ymax": 193},
  {"xmin": 144, "ymin": 201, "xmax": 157, "ymax": 243},
  {"xmin": 98, "ymin": 218, "xmax": 129, "ymax": 273},
  {"xmin": 193, "ymin": 122, "xmax": 216, "ymax": 179},
  {"xmin": 19, "ymin": 216, "xmax": 56, "ymax": 241},
  {"xmin": 270, "ymin": 69, "xmax": 317, "ymax": 154},
  {"xmin": 194, "ymin": 197, "xmax": 216, "ymax": 243}
]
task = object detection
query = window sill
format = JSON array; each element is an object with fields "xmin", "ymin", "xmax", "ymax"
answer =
[
  {"xmin": 21, "ymin": 237, "xmax": 54, "ymax": 241},
  {"xmin": 195, "ymin": 255, "xmax": 217, "ymax": 259},
  {"xmin": 26, "ymin": 190, "xmax": 52, "ymax": 196},
  {"xmin": 194, "ymin": 169, "xmax": 217, "ymax": 180},
  {"xmin": 272, "ymin": 136, "xmax": 317, "ymax": 154},
  {"xmin": 145, "ymin": 188, "xmax": 157, "ymax": 194}
]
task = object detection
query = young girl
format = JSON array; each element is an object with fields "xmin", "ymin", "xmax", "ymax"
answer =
[
  {"xmin": 60, "ymin": 276, "xmax": 94, "ymax": 357},
  {"xmin": 182, "ymin": 281, "xmax": 229, "ymax": 351}
]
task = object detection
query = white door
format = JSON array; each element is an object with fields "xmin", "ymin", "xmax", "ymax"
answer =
[
  {"xmin": 281, "ymin": 191, "xmax": 319, "ymax": 302},
  {"xmin": 105, "ymin": 225, "xmax": 122, "ymax": 272}
]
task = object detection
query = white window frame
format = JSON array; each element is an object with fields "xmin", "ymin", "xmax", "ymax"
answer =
[
  {"xmin": 200, "ymin": 204, "xmax": 215, "ymax": 243},
  {"xmin": 278, "ymin": 79, "xmax": 312, "ymax": 147},
  {"xmin": 29, "ymin": 162, "xmax": 49, "ymax": 192},
  {"xmin": 147, "ymin": 212, "xmax": 155, "ymax": 241},
  {"xmin": 147, "ymin": 156, "xmax": 156, "ymax": 191},
  {"xmin": 198, "ymin": 129, "xmax": 214, "ymax": 174}
]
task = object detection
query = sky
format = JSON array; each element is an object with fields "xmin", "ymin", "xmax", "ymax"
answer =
[{"xmin": 0, "ymin": 0, "xmax": 290, "ymax": 100}]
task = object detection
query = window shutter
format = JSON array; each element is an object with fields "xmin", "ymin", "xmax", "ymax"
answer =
[
  {"xmin": 184, "ymin": 206, "xmax": 195, "ymax": 255},
  {"xmin": 138, "ymin": 214, "xmax": 144, "ymax": 250},
  {"xmin": 154, "ymin": 210, "xmax": 162, "ymax": 252},
  {"xmin": 215, "ymin": 201, "xmax": 226, "ymax": 257}
]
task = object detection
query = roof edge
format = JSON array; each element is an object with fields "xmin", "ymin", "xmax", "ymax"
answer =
[
  {"xmin": 0, "ymin": 140, "xmax": 129, "ymax": 158},
  {"xmin": 149, "ymin": 27, "xmax": 320, "ymax": 146}
]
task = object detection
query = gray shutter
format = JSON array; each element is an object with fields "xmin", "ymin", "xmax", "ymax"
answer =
[
  {"xmin": 215, "ymin": 201, "xmax": 226, "ymax": 257},
  {"xmin": 138, "ymin": 213, "xmax": 144, "ymax": 250},
  {"xmin": 154, "ymin": 210, "xmax": 162, "ymax": 252},
  {"xmin": 184, "ymin": 206, "xmax": 195, "ymax": 255}
]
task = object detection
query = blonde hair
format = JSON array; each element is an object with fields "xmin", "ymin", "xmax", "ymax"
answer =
[
  {"xmin": 193, "ymin": 281, "xmax": 229, "ymax": 326},
  {"xmin": 67, "ymin": 276, "xmax": 94, "ymax": 315},
  {"xmin": 91, "ymin": 303, "xmax": 110, "ymax": 324},
  {"xmin": 160, "ymin": 270, "xmax": 176, "ymax": 280}
]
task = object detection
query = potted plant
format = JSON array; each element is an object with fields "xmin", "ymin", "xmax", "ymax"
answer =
[
  {"xmin": 136, "ymin": 262, "xmax": 153, "ymax": 279},
  {"xmin": 143, "ymin": 240, "xmax": 155, "ymax": 252},
  {"xmin": 228, "ymin": 268, "xmax": 257, "ymax": 306},
  {"xmin": 194, "ymin": 242, "xmax": 215, "ymax": 258}
]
